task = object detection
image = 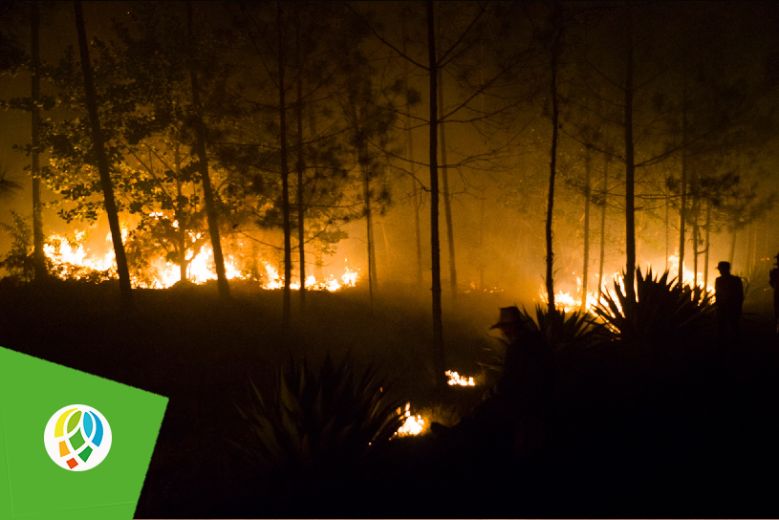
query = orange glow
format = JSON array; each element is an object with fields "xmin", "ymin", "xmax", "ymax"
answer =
[
  {"xmin": 43, "ymin": 230, "xmax": 360, "ymax": 292},
  {"xmin": 393, "ymin": 402, "xmax": 427, "ymax": 437},
  {"xmin": 445, "ymin": 370, "xmax": 476, "ymax": 387}
]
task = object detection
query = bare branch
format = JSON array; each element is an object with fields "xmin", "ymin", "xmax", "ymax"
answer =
[
  {"xmin": 437, "ymin": 2, "xmax": 488, "ymax": 67},
  {"xmin": 346, "ymin": 3, "xmax": 429, "ymax": 71}
]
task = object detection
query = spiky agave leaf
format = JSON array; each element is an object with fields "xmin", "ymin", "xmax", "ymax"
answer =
[
  {"xmin": 594, "ymin": 267, "xmax": 713, "ymax": 344},
  {"xmin": 236, "ymin": 354, "xmax": 403, "ymax": 475},
  {"xmin": 527, "ymin": 304, "xmax": 606, "ymax": 351}
]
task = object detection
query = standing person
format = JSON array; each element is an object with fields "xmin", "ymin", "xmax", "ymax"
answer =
[
  {"xmin": 715, "ymin": 261, "xmax": 744, "ymax": 341},
  {"xmin": 431, "ymin": 306, "xmax": 554, "ymax": 461},
  {"xmin": 769, "ymin": 254, "xmax": 779, "ymax": 335}
]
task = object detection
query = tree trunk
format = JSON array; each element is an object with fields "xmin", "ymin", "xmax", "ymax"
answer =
[
  {"xmin": 362, "ymin": 160, "xmax": 376, "ymax": 306},
  {"xmin": 692, "ymin": 209, "xmax": 699, "ymax": 287},
  {"xmin": 427, "ymin": 0, "xmax": 445, "ymax": 387},
  {"xmin": 545, "ymin": 3, "xmax": 562, "ymax": 314},
  {"xmin": 729, "ymin": 228, "xmax": 737, "ymax": 265},
  {"xmin": 276, "ymin": 0, "xmax": 292, "ymax": 328},
  {"xmin": 479, "ymin": 195, "xmax": 485, "ymax": 290},
  {"xmin": 665, "ymin": 181, "xmax": 670, "ymax": 271},
  {"xmin": 438, "ymin": 69, "xmax": 457, "ymax": 299},
  {"xmin": 598, "ymin": 155, "xmax": 608, "ymax": 295},
  {"xmin": 691, "ymin": 159, "xmax": 700, "ymax": 287},
  {"xmin": 623, "ymin": 4, "xmax": 637, "ymax": 307},
  {"xmin": 294, "ymin": 12, "xmax": 306, "ymax": 308},
  {"xmin": 678, "ymin": 85, "xmax": 688, "ymax": 285},
  {"xmin": 74, "ymin": 0, "xmax": 132, "ymax": 308},
  {"xmin": 581, "ymin": 148, "xmax": 591, "ymax": 309},
  {"xmin": 186, "ymin": 2, "xmax": 229, "ymax": 300},
  {"xmin": 31, "ymin": 1, "xmax": 45, "ymax": 281},
  {"xmin": 174, "ymin": 145, "xmax": 187, "ymax": 282},
  {"xmin": 402, "ymin": 16, "xmax": 423, "ymax": 287},
  {"xmin": 703, "ymin": 201, "xmax": 711, "ymax": 289}
]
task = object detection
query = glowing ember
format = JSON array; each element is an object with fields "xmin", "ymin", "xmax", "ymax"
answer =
[
  {"xmin": 445, "ymin": 370, "xmax": 476, "ymax": 387},
  {"xmin": 464, "ymin": 281, "xmax": 504, "ymax": 294},
  {"xmin": 394, "ymin": 402, "xmax": 427, "ymax": 438}
]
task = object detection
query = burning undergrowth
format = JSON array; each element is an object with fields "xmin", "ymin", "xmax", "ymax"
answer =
[{"xmin": 40, "ymin": 227, "xmax": 359, "ymax": 292}]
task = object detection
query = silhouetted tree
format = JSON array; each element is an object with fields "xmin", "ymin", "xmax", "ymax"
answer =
[
  {"xmin": 186, "ymin": 1, "xmax": 230, "ymax": 299},
  {"xmin": 30, "ymin": 1, "xmax": 45, "ymax": 281},
  {"xmin": 73, "ymin": 0, "xmax": 132, "ymax": 307}
]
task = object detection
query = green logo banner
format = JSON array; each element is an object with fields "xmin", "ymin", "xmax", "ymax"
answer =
[{"xmin": 0, "ymin": 346, "xmax": 168, "ymax": 520}]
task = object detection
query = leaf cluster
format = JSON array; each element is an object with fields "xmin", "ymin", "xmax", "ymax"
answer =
[
  {"xmin": 595, "ymin": 268, "xmax": 713, "ymax": 345},
  {"xmin": 236, "ymin": 354, "xmax": 402, "ymax": 477}
]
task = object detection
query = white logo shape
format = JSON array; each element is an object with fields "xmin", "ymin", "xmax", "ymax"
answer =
[{"xmin": 43, "ymin": 404, "xmax": 112, "ymax": 471}]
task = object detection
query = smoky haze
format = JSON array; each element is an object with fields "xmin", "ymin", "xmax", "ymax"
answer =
[{"xmin": 0, "ymin": 1, "xmax": 778, "ymax": 313}]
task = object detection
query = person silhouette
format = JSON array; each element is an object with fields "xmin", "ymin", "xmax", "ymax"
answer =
[
  {"xmin": 715, "ymin": 261, "xmax": 744, "ymax": 341},
  {"xmin": 490, "ymin": 306, "xmax": 554, "ymax": 458},
  {"xmin": 769, "ymin": 254, "xmax": 779, "ymax": 334}
]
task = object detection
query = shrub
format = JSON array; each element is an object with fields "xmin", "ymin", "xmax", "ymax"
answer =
[
  {"xmin": 594, "ymin": 268, "xmax": 713, "ymax": 344},
  {"xmin": 524, "ymin": 304, "xmax": 607, "ymax": 351},
  {"xmin": 237, "ymin": 354, "xmax": 402, "ymax": 477}
]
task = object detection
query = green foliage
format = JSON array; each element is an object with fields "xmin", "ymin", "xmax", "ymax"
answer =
[
  {"xmin": 595, "ymin": 268, "xmax": 713, "ymax": 344},
  {"xmin": 0, "ymin": 211, "xmax": 33, "ymax": 281},
  {"xmin": 237, "ymin": 354, "xmax": 402, "ymax": 476}
]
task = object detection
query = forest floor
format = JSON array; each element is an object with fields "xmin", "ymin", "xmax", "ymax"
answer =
[{"xmin": 1, "ymin": 279, "xmax": 778, "ymax": 517}]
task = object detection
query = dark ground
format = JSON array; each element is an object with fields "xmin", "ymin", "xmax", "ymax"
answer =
[{"xmin": 1, "ymin": 279, "xmax": 778, "ymax": 518}]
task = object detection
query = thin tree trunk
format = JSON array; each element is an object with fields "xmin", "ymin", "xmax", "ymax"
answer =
[
  {"xmin": 581, "ymin": 148, "xmax": 591, "ymax": 309},
  {"xmin": 74, "ymin": 0, "xmax": 132, "ymax": 307},
  {"xmin": 276, "ymin": 0, "xmax": 292, "ymax": 328},
  {"xmin": 428, "ymin": 0, "xmax": 445, "ymax": 387},
  {"xmin": 545, "ymin": 3, "xmax": 562, "ymax": 314},
  {"xmin": 691, "ymin": 161, "xmax": 700, "ymax": 287},
  {"xmin": 411, "ymin": 163, "xmax": 423, "ymax": 286},
  {"xmin": 31, "ymin": 1, "xmax": 45, "ymax": 281},
  {"xmin": 438, "ymin": 69, "xmax": 457, "ymax": 299},
  {"xmin": 186, "ymin": 2, "xmax": 229, "ymax": 300},
  {"xmin": 402, "ymin": 16, "xmax": 423, "ymax": 287},
  {"xmin": 665, "ymin": 182, "xmax": 670, "ymax": 271},
  {"xmin": 729, "ymin": 228, "xmax": 737, "ymax": 265},
  {"xmin": 380, "ymin": 219, "xmax": 391, "ymax": 262},
  {"xmin": 479, "ymin": 195, "xmax": 485, "ymax": 290},
  {"xmin": 623, "ymin": 4, "xmax": 637, "ymax": 307},
  {"xmin": 362, "ymin": 160, "xmax": 376, "ymax": 306},
  {"xmin": 598, "ymin": 155, "xmax": 608, "ymax": 294},
  {"xmin": 704, "ymin": 201, "xmax": 711, "ymax": 289},
  {"xmin": 678, "ymin": 86, "xmax": 688, "ymax": 285},
  {"xmin": 294, "ymin": 12, "xmax": 306, "ymax": 308},
  {"xmin": 692, "ymin": 211, "xmax": 699, "ymax": 287},
  {"xmin": 751, "ymin": 223, "xmax": 758, "ymax": 273},
  {"xmin": 174, "ymin": 145, "xmax": 187, "ymax": 282}
]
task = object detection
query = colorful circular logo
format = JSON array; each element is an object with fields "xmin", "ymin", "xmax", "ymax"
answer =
[{"xmin": 43, "ymin": 404, "xmax": 112, "ymax": 471}]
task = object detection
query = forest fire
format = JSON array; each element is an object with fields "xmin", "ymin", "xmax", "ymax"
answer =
[
  {"xmin": 539, "ymin": 258, "xmax": 715, "ymax": 315},
  {"xmin": 43, "ymin": 232, "xmax": 115, "ymax": 280},
  {"xmin": 43, "ymin": 231, "xmax": 359, "ymax": 292},
  {"xmin": 445, "ymin": 370, "xmax": 476, "ymax": 387},
  {"xmin": 393, "ymin": 402, "xmax": 427, "ymax": 438}
]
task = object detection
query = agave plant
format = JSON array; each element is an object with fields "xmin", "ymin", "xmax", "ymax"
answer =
[
  {"xmin": 479, "ymin": 305, "xmax": 603, "ymax": 379},
  {"xmin": 524, "ymin": 304, "xmax": 606, "ymax": 351},
  {"xmin": 236, "ymin": 354, "xmax": 402, "ymax": 476},
  {"xmin": 594, "ymin": 267, "xmax": 713, "ymax": 344}
]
